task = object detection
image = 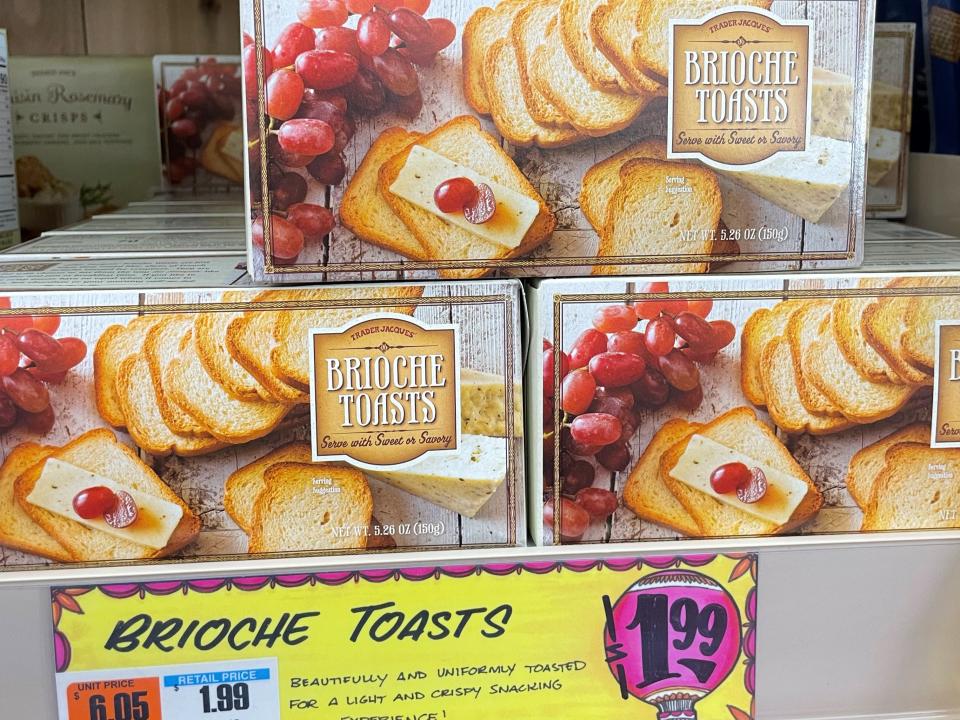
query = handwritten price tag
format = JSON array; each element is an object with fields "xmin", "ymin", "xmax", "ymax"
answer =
[{"xmin": 59, "ymin": 659, "xmax": 279, "ymax": 720}]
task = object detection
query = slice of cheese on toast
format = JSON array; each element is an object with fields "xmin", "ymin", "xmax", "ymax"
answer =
[
  {"xmin": 511, "ymin": 0, "xmax": 572, "ymax": 128},
  {"xmin": 0, "ymin": 443, "xmax": 69, "ymax": 561},
  {"xmin": 195, "ymin": 290, "xmax": 269, "ymax": 402},
  {"xmin": 379, "ymin": 115, "xmax": 556, "ymax": 279},
  {"xmin": 144, "ymin": 315, "xmax": 211, "ymax": 436},
  {"xmin": 531, "ymin": 18, "xmax": 650, "ymax": 137},
  {"xmin": 594, "ymin": 158, "xmax": 719, "ymax": 275},
  {"xmin": 15, "ymin": 428, "xmax": 199, "ymax": 561},
  {"xmin": 248, "ymin": 462, "xmax": 372, "ymax": 553},
  {"xmin": 93, "ymin": 315, "xmax": 163, "ymax": 428},
  {"xmin": 339, "ymin": 127, "xmax": 427, "ymax": 261},
  {"xmin": 225, "ymin": 442, "xmax": 313, "ymax": 532},
  {"xmin": 660, "ymin": 407, "xmax": 822, "ymax": 536},
  {"xmin": 167, "ymin": 330, "xmax": 290, "ymax": 444},
  {"xmin": 117, "ymin": 354, "xmax": 225, "ymax": 457},
  {"xmin": 862, "ymin": 444, "xmax": 960, "ymax": 531},
  {"xmin": 365, "ymin": 434, "xmax": 507, "ymax": 517},
  {"xmin": 846, "ymin": 423, "xmax": 930, "ymax": 508},
  {"xmin": 271, "ymin": 285, "xmax": 423, "ymax": 389},
  {"xmin": 623, "ymin": 418, "xmax": 701, "ymax": 536}
]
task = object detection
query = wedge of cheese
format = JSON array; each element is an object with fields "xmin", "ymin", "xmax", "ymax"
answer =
[
  {"xmin": 718, "ymin": 135, "xmax": 851, "ymax": 223},
  {"xmin": 867, "ymin": 128, "xmax": 901, "ymax": 185},
  {"xmin": 25, "ymin": 459, "xmax": 183, "ymax": 550},
  {"xmin": 811, "ymin": 67, "xmax": 854, "ymax": 141},
  {"xmin": 388, "ymin": 145, "xmax": 539, "ymax": 250},
  {"xmin": 461, "ymin": 368, "xmax": 523, "ymax": 438},
  {"xmin": 871, "ymin": 81, "xmax": 905, "ymax": 131},
  {"xmin": 365, "ymin": 434, "xmax": 507, "ymax": 517},
  {"xmin": 669, "ymin": 435, "xmax": 808, "ymax": 526}
]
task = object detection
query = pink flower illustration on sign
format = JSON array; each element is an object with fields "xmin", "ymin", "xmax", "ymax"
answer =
[{"xmin": 604, "ymin": 569, "xmax": 743, "ymax": 720}]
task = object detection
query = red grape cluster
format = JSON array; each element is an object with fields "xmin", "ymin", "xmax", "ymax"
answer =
[
  {"xmin": 245, "ymin": 0, "xmax": 456, "ymax": 264},
  {"xmin": 0, "ymin": 299, "xmax": 87, "ymax": 436},
  {"xmin": 158, "ymin": 59, "xmax": 242, "ymax": 184},
  {"xmin": 542, "ymin": 282, "xmax": 736, "ymax": 541}
]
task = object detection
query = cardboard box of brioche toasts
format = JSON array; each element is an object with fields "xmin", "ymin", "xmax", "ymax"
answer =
[
  {"xmin": 529, "ymin": 272, "xmax": 960, "ymax": 545},
  {"xmin": 241, "ymin": 0, "xmax": 875, "ymax": 282},
  {"xmin": 0, "ymin": 274, "xmax": 524, "ymax": 574}
]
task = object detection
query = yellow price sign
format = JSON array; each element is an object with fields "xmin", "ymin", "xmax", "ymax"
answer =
[{"xmin": 53, "ymin": 554, "xmax": 757, "ymax": 720}]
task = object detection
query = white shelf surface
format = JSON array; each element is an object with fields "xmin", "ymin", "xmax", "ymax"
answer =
[{"xmin": 1, "ymin": 540, "xmax": 959, "ymax": 717}]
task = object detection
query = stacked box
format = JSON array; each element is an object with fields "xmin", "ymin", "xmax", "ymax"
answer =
[
  {"xmin": 528, "ymin": 273, "xmax": 960, "ymax": 544},
  {"xmin": 0, "ymin": 278, "xmax": 524, "ymax": 573}
]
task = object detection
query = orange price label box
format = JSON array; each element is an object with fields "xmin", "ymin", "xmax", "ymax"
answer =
[{"xmin": 66, "ymin": 676, "xmax": 161, "ymax": 720}]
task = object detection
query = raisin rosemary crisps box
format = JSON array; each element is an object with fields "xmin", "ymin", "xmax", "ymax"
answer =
[
  {"xmin": 241, "ymin": 0, "xmax": 874, "ymax": 282},
  {"xmin": 528, "ymin": 273, "xmax": 960, "ymax": 545},
  {"xmin": 0, "ymin": 278, "xmax": 524, "ymax": 575}
]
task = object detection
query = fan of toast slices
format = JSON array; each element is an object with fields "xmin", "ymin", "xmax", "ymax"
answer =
[
  {"xmin": 92, "ymin": 287, "xmax": 423, "ymax": 456},
  {"xmin": 738, "ymin": 278, "xmax": 955, "ymax": 436}
]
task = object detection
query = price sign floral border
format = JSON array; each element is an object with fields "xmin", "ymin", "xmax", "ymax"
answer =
[{"xmin": 52, "ymin": 553, "xmax": 757, "ymax": 720}]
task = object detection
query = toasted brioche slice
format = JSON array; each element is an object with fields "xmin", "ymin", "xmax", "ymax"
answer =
[
  {"xmin": 862, "ymin": 297, "xmax": 933, "ymax": 386},
  {"xmin": 862, "ymin": 444, "xmax": 960, "ymax": 531},
  {"xmin": 195, "ymin": 291, "xmax": 268, "ymax": 402},
  {"xmin": 594, "ymin": 158, "xmax": 719, "ymax": 275},
  {"xmin": 560, "ymin": 0, "xmax": 629, "ymax": 93},
  {"xmin": 167, "ymin": 330, "xmax": 290, "ymax": 444},
  {"xmin": 485, "ymin": 38, "xmax": 583, "ymax": 148},
  {"xmin": 117, "ymin": 354, "xmax": 225, "ymax": 457},
  {"xmin": 93, "ymin": 315, "xmax": 163, "ymax": 427},
  {"xmin": 787, "ymin": 301, "xmax": 845, "ymax": 416},
  {"xmin": 740, "ymin": 300, "xmax": 807, "ymax": 408},
  {"xmin": 0, "ymin": 443, "xmax": 69, "ymax": 561},
  {"xmin": 590, "ymin": 0, "xmax": 663, "ymax": 93},
  {"xmin": 623, "ymin": 419, "xmax": 700, "ymax": 535},
  {"xmin": 846, "ymin": 423, "xmax": 930, "ymax": 508},
  {"xmin": 760, "ymin": 336, "xmax": 854, "ymax": 435},
  {"xmin": 580, "ymin": 137, "xmax": 665, "ymax": 229},
  {"xmin": 379, "ymin": 115, "xmax": 556, "ymax": 279},
  {"xmin": 833, "ymin": 296, "xmax": 907, "ymax": 384},
  {"xmin": 224, "ymin": 442, "xmax": 312, "ymax": 532},
  {"xmin": 248, "ymin": 462, "xmax": 372, "ymax": 553},
  {"xmin": 632, "ymin": 0, "xmax": 773, "ymax": 80},
  {"xmin": 144, "ymin": 316, "xmax": 209, "ymax": 436},
  {"xmin": 661, "ymin": 407, "xmax": 822, "ymax": 536},
  {"xmin": 271, "ymin": 285, "xmax": 422, "ymax": 388},
  {"xmin": 511, "ymin": 0, "xmax": 571, "ymax": 127},
  {"xmin": 531, "ymin": 19, "xmax": 649, "ymax": 136},
  {"xmin": 15, "ymin": 429, "xmax": 199, "ymax": 561},
  {"xmin": 903, "ymin": 295, "xmax": 960, "ymax": 370},
  {"xmin": 805, "ymin": 311, "xmax": 915, "ymax": 423},
  {"xmin": 340, "ymin": 127, "xmax": 427, "ymax": 261},
  {"xmin": 227, "ymin": 290, "xmax": 313, "ymax": 403},
  {"xmin": 463, "ymin": 0, "xmax": 524, "ymax": 115}
]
